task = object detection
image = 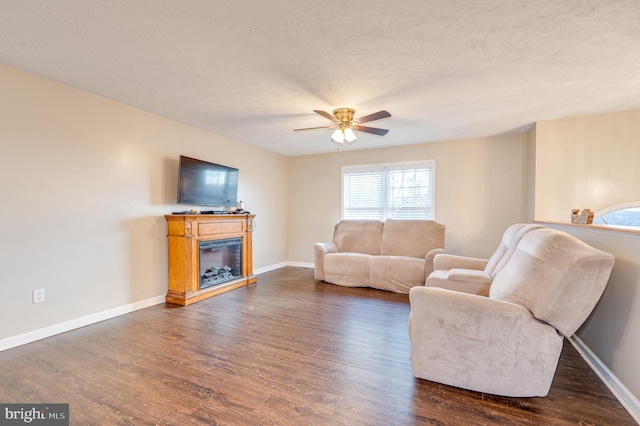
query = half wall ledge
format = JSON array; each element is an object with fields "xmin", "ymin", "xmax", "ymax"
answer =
[{"xmin": 534, "ymin": 221, "xmax": 640, "ymax": 238}]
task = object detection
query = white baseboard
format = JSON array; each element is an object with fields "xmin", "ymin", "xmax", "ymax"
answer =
[
  {"xmin": 0, "ymin": 295, "xmax": 166, "ymax": 352},
  {"xmin": 253, "ymin": 262, "xmax": 288, "ymax": 274},
  {"xmin": 286, "ymin": 261, "xmax": 314, "ymax": 268},
  {"xmin": 569, "ymin": 335, "xmax": 640, "ymax": 424},
  {"xmin": 1, "ymin": 263, "xmax": 311, "ymax": 352},
  {"xmin": 253, "ymin": 261, "xmax": 313, "ymax": 274}
]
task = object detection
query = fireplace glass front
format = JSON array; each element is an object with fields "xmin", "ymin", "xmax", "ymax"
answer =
[{"xmin": 199, "ymin": 238, "xmax": 243, "ymax": 289}]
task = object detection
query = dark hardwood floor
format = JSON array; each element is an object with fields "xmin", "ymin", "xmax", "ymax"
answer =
[{"xmin": 0, "ymin": 267, "xmax": 635, "ymax": 425}]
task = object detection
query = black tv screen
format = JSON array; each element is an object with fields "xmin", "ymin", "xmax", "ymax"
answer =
[{"xmin": 177, "ymin": 155, "xmax": 239, "ymax": 207}]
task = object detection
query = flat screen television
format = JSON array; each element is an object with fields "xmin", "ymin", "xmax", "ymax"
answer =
[{"xmin": 177, "ymin": 155, "xmax": 239, "ymax": 207}]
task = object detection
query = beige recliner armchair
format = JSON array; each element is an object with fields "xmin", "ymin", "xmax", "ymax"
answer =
[
  {"xmin": 426, "ymin": 223, "xmax": 543, "ymax": 296},
  {"xmin": 409, "ymin": 227, "xmax": 615, "ymax": 397}
]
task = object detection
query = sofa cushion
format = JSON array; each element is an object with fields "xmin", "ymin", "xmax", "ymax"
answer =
[
  {"xmin": 380, "ymin": 219, "xmax": 445, "ymax": 258},
  {"xmin": 371, "ymin": 256, "xmax": 425, "ymax": 293},
  {"xmin": 324, "ymin": 253, "xmax": 372, "ymax": 287},
  {"xmin": 333, "ymin": 220, "xmax": 383, "ymax": 255}
]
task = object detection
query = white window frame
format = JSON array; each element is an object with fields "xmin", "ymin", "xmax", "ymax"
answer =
[
  {"xmin": 341, "ymin": 160, "xmax": 436, "ymax": 220},
  {"xmin": 593, "ymin": 201, "xmax": 640, "ymax": 228}
]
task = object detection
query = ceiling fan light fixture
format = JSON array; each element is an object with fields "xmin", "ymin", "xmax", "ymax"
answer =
[
  {"xmin": 344, "ymin": 128, "xmax": 357, "ymax": 143},
  {"xmin": 331, "ymin": 129, "xmax": 345, "ymax": 144},
  {"xmin": 331, "ymin": 127, "xmax": 357, "ymax": 145}
]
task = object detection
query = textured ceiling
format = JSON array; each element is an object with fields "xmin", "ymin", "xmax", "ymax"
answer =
[{"xmin": 2, "ymin": 1, "xmax": 640, "ymax": 156}]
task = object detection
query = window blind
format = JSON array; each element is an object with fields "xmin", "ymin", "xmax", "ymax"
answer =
[{"xmin": 342, "ymin": 161, "xmax": 434, "ymax": 220}]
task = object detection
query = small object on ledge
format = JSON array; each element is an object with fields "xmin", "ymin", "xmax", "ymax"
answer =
[
  {"xmin": 585, "ymin": 209, "xmax": 594, "ymax": 224},
  {"xmin": 571, "ymin": 208, "xmax": 594, "ymax": 224},
  {"xmin": 571, "ymin": 209, "xmax": 580, "ymax": 223}
]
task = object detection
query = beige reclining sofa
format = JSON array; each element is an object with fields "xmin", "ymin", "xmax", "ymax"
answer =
[
  {"xmin": 314, "ymin": 219, "xmax": 446, "ymax": 293},
  {"xmin": 409, "ymin": 226, "xmax": 615, "ymax": 397}
]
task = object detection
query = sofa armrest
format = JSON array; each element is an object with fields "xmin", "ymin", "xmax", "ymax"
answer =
[
  {"xmin": 408, "ymin": 286, "xmax": 563, "ymax": 397},
  {"xmin": 432, "ymin": 253, "xmax": 488, "ymax": 271},
  {"xmin": 424, "ymin": 247, "xmax": 445, "ymax": 278},
  {"xmin": 426, "ymin": 268, "xmax": 492, "ymax": 296},
  {"xmin": 447, "ymin": 268, "xmax": 492, "ymax": 283},
  {"xmin": 314, "ymin": 242, "xmax": 338, "ymax": 280}
]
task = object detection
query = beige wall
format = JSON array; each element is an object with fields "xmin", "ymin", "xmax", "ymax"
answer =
[
  {"xmin": 0, "ymin": 64, "xmax": 288, "ymax": 341},
  {"xmin": 287, "ymin": 134, "xmax": 529, "ymax": 263},
  {"xmin": 525, "ymin": 124, "xmax": 537, "ymax": 222},
  {"xmin": 533, "ymin": 109, "xmax": 640, "ymax": 405},
  {"xmin": 535, "ymin": 110, "xmax": 640, "ymax": 222}
]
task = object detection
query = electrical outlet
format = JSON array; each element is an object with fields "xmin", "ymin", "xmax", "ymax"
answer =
[{"xmin": 33, "ymin": 289, "xmax": 45, "ymax": 304}]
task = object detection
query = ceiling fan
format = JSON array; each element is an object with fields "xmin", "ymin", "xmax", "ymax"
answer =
[{"xmin": 294, "ymin": 108, "xmax": 391, "ymax": 144}]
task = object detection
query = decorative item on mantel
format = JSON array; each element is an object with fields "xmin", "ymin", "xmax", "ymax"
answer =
[{"xmin": 572, "ymin": 208, "xmax": 594, "ymax": 224}]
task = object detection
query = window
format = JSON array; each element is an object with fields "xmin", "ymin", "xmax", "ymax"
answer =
[
  {"xmin": 342, "ymin": 161, "xmax": 435, "ymax": 220},
  {"xmin": 593, "ymin": 202, "xmax": 640, "ymax": 228}
]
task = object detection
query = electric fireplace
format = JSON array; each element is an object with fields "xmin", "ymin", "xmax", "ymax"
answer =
[
  {"xmin": 165, "ymin": 214, "xmax": 256, "ymax": 306},
  {"xmin": 199, "ymin": 238, "xmax": 242, "ymax": 289}
]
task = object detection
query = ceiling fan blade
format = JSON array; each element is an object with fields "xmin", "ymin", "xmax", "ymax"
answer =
[
  {"xmin": 313, "ymin": 110, "xmax": 338, "ymax": 122},
  {"xmin": 356, "ymin": 110, "xmax": 391, "ymax": 124},
  {"xmin": 356, "ymin": 125, "xmax": 389, "ymax": 136},
  {"xmin": 293, "ymin": 126, "xmax": 333, "ymax": 132}
]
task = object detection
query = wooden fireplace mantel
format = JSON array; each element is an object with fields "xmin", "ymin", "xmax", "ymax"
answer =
[{"xmin": 165, "ymin": 214, "xmax": 256, "ymax": 305}]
